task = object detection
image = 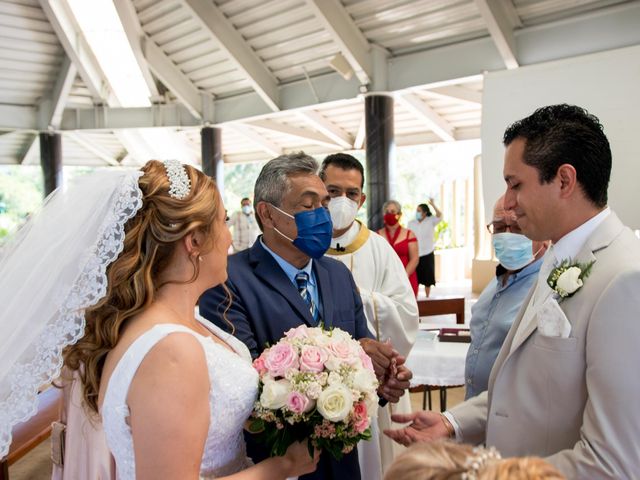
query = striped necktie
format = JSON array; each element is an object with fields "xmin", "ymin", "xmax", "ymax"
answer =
[{"xmin": 295, "ymin": 271, "xmax": 317, "ymax": 322}]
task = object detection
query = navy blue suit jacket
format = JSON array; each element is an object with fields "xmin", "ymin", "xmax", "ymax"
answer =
[{"xmin": 199, "ymin": 239, "xmax": 372, "ymax": 480}]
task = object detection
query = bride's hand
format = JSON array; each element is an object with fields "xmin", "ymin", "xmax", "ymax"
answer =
[{"xmin": 282, "ymin": 440, "xmax": 320, "ymax": 477}]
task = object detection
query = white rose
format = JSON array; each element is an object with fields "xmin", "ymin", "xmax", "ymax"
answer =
[
  {"xmin": 556, "ymin": 266, "xmax": 583, "ymax": 295},
  {"xmin": 352, "ymin": 368, "xmax": 378, "ymax": 394},
  {"xmin": 329, "ymin": 328, "xmax": 351, "ymax": 342},
  {"xmin": 317, "ymin": 384, "xmax": 353, "ymax": 422},
  {"xmin": 260, "ymin": 379, "xmax": 291, "ymax": 409}
]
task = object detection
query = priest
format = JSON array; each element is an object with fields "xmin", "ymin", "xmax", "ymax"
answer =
[{"xmin": 320, "ymin": 153, "xmax": 419, "ymax": 479}]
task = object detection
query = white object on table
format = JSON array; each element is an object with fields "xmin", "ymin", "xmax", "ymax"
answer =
[{"xmin": 406, "ymin": 337, "xmax": 470, "ymax": 387}]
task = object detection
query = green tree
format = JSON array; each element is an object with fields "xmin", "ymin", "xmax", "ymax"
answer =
[
  {"xmin": 223, "ymin": 161, "xmax": 266, "ymax": 212},
  {"xmin": 0, "ymin": 166, "xmax": 43, "ymax": 242}
]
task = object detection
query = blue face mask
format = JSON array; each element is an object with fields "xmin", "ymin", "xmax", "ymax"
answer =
[
  {"xmin": 271, "ymin": 205, "xmax": 333, "ymax": 259},
  {"xmin": 492, "ymin": 232, "xmax": 534, "ymax": 270},
  {"xmin": 415, "ymin": 212, "xmax": 423, "ymax": 222}
]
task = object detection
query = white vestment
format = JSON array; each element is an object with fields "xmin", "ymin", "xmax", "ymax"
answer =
[{"xmin": 327, "ymin": 220, "xmax": 419, "ymax": 479}]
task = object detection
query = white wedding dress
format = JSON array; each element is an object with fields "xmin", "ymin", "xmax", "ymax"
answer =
[{"xmin": 101, "ymin": 317, "xmax": 258, "ymax": 479}]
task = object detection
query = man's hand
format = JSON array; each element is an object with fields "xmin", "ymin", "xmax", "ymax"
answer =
[
  {"xmin": 359, "ymin": 338, "xmax": 395, "ymax": 379},
  {"xmin": 383, "ymin": 411, "xmax": 452, "ymax": 447},
  {"xmin": 378, "ymin": 356, "xmax": 412, "ymax": 403}
]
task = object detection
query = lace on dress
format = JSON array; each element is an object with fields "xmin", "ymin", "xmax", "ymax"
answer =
[{"xmin": 101, "ymin": 321, "xmax": 258, "ymax": 479}]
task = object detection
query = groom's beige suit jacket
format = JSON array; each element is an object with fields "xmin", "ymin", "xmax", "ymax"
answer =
[{"xmin": 450, "ymin": 212, "xmax": 640, "ymax": 479}]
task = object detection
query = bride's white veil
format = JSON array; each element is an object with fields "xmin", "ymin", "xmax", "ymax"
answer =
[{"xmin": 0, "ymin": 168, "xmax": 144, "ymax": 458}]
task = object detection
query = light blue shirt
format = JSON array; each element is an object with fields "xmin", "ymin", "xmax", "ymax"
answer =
[
  {"xmin": 259, "ymin": 239, "xmax": 323, "ymax": 319},
  {"xmin": 464, "ymin": 257, "xmax": 543, "ymax": 399}
]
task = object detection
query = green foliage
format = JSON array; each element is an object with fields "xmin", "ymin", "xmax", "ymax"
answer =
[
  {"xmin": 222, "ymin": 161, "xmax": 267, "ymax": 210},
  {"xmin": 0, "ymin": 166, "xmax": 43, "ymax": 242},
  {"xmin": 434, "ymin": 220, "xmax": 456, "ymax": 249}
]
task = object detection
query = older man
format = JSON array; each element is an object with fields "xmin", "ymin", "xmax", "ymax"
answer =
[
  {"xmin": 320, "ymin": 153, "xmax": 419, "ymax": 480},
  {"xmin": 200, "ymin": 152, "xmax": 412, "ymax": 480},
  {"xmin": 385, "ymin": 104, "xmax": 640, "ymax": 479},
  {"xmin": 464, "ymin": 194, "xmax": 548, "ymax": 399}
]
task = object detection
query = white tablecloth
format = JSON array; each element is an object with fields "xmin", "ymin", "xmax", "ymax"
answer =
[{"xmin": 406, "ymin": 335, "xmax": 470, "ymax": 387}]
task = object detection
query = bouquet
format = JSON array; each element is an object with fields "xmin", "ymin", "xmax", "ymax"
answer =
[{"xmin": 248, "ymin": 325, "xmax": 379, "ymax": 460}]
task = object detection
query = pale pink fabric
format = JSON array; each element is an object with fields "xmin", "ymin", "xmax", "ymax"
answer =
[{"xmin": 51, "ymin": 370, "xmax": 115, "ymax": 480}]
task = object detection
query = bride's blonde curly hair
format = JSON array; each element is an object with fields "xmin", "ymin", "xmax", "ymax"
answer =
[
  {"xmin": 63, "ymin": 160, "xmax": 225, "ymax": 414},
  {"xmin": 384, "ymin": 440, "xmax": 565, "ymax": 480}
]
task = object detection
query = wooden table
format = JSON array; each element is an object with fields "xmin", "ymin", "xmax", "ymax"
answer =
[
  {"xmin": 418, "ymin": 296, "xmax": 465, "ymax": 324},
  {"xmin": 0, "ymin": 387, "xmax": 62, "ymax": 480}
]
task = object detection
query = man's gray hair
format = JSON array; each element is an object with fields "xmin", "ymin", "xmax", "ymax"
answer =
[{"xmin": 253, "ymin": 152, "xmax": 319, "ymax": 230}]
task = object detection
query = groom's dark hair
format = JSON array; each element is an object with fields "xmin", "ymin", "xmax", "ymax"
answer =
[{"xmin": 503, "ymin": 104, "xmax": 611, "ymax": 208}]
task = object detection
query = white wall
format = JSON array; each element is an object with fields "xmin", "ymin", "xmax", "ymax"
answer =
[{"xmin": 481, "ymin": 45, "xmax": 640, "ymax": 230}]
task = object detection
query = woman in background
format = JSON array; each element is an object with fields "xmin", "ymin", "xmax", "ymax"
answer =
[
  {"xmin": 377, "ymin": 200, "xmax": 419, "ymax": 297},
  {"xmin": 407, "ymin": 200, "xmax": 442, "ymax": 298}
]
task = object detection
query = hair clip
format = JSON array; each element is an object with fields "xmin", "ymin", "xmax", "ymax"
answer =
[
  {"xmin": 461, "ymin": 446, "xmax": 501, "ymax": 480},
  {"xmin": 163, "ymin": 159, "xmax": 191, "ymax": 200}
]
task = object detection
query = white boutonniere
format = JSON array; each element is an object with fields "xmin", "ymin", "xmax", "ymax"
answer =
[{"xmin": 547, "ymin": 259, "xmax": 595, "ymax": 301}]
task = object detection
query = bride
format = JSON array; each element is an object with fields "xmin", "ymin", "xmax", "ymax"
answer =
[{"xmin": 0, "ymin": 160, "xmax": 318, "ymax": 479}]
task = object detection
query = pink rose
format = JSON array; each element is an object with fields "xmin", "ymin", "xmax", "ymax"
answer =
[
  {"xmin": 327, "ymin": 340, "xmax": 358, "ymax": 364},
  {"xmin": 359, "ymin": 350, "xmax": 374, "ymax": 372},
  {"xmin": 329, "ymin": 340, "xmax": 355, "ymax": 360},
  {"xmin": 300, "ymin": 346, "xmax": 329, "ymax": 373},
  {"xmin": 252, "ymin": 353, "xmax": 268, "ymax": 376},
  {"xmin": 265, "ymin": 343, "xmax": 299, "ymax": 377},
  {"xmin": 284, "ymin": 325, "xmax": 309, "ymax": 340},
  {"xmin": 286, "ymin": 391, "xmax": 313, "ymax": 414},
  {"xmin": 352, "ymin": 402, "xmax": 369, "ymax": 433}
]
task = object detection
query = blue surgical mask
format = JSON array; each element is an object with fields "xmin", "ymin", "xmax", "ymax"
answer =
[
  {"xmin": 271, "ymin": 205, "xmax": 333, "ymax": 259},
  {"xmin": 415, "ymin": 212, "xmax": 423, "ymax": 222},
  {"xmin": 492, "ymin": 232, "xmax": 534, "ymax": 270},
  {"xmin": 241, "ymin": 205, "xmax": 252, "ymax": 215}
]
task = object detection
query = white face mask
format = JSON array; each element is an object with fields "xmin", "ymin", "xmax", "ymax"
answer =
[{"xmin": 328, "ymin": 196, "xmax": 359, "ymax": 230}]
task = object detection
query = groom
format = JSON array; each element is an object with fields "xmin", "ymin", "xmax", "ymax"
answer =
[
  {"xmin": 200, "ymin": 152, "xmax": 412, "ymax": 480},
  {"xmin": 385, "ymin": 104, "xmax": 640, "ymax": 478}
]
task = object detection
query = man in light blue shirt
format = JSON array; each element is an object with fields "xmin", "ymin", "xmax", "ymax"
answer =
[{"xmin": 464, "ymin": 195, "xmax": 549, "ymax": 399}]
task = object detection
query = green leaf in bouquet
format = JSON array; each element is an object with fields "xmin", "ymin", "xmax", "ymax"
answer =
[
  {"xmin": 247, "ymin": 418, "xmax": 265, "ymax": 434},
  {"xmin": 359, "ymin": 427, "xmax": 372, "ymax": 442}
]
